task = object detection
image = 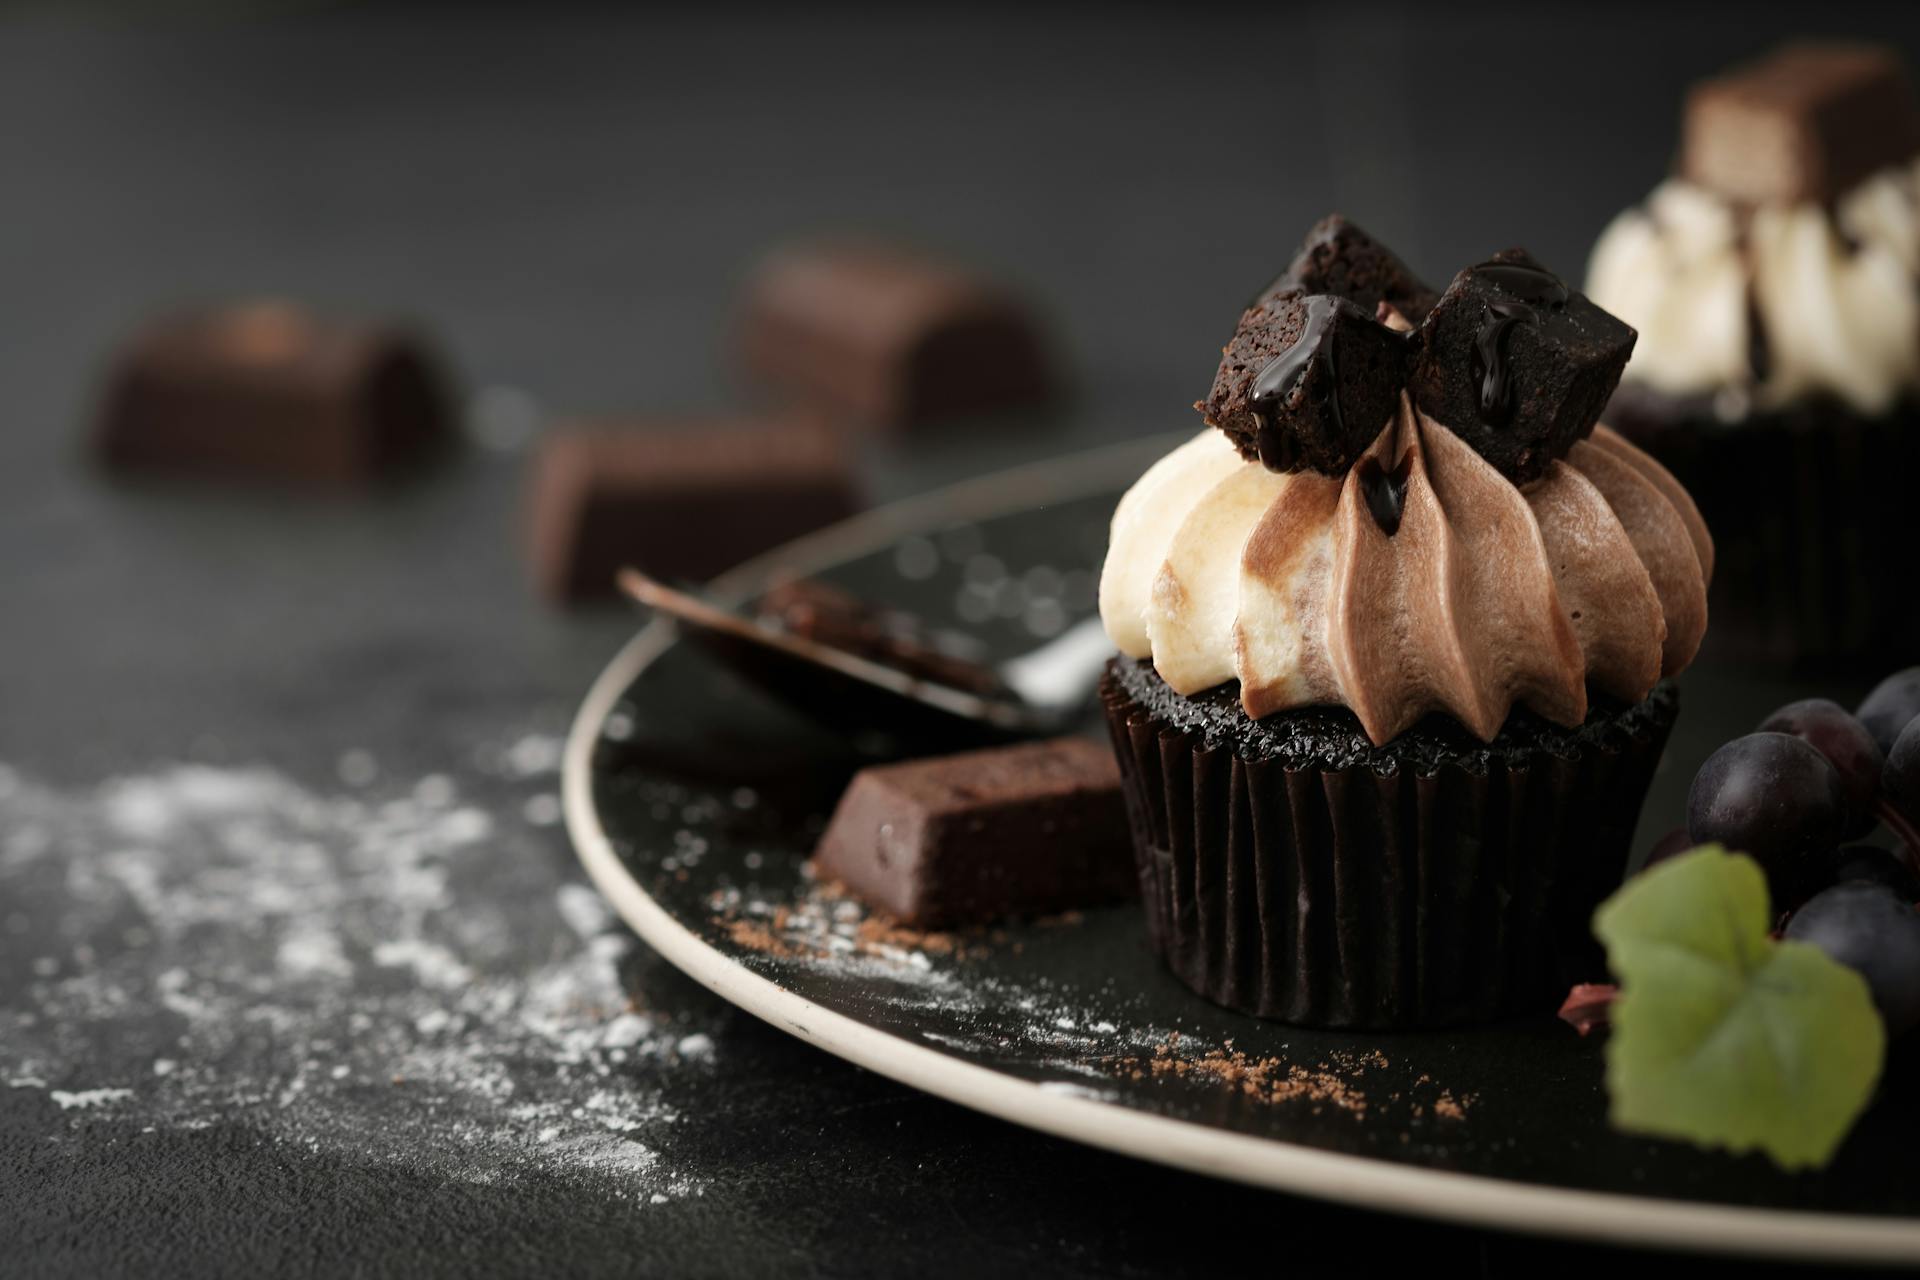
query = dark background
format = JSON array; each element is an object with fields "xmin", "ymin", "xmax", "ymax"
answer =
[{"xmin": 3, "ymin": 4, "xmax": 1917, "ymax": 1276}]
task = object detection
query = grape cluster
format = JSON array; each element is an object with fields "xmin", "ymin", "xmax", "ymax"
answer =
[{"xmin": 1659, "ymin": 667, "xmax": 1920, "ymax": 1034}]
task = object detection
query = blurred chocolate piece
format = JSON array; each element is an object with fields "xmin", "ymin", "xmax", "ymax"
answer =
[
  {"xmin": 527, "ymin": 419, "xmax": 861, "ymax": 603},
  {"xmin": 1256, "ymin": 214, "xmax": 1437, "ymax": 322},
  {"xmin": 811, "ymin": 737, "xmax": 1134, "ymax": 927},
  {"xmin": 96, "ymin": 302, "xmax": 453, "ymax": 485},
  {"xmin": 756, "ymin": 577, "xmax": 1006, "ymax": 698},
  {"xmin": 1408, "ymin": 250, "xmax": 1635, "ymax": 483},
  {"xmin": 739, "ymin": 242, "xmax": 1052, "ymax": 428},
  {"xmin": 1203, "ymin": 291, "xmax": 1413, "ymax": 474},
  {"xmin": 1680, "ymin": 43, "xmax": 1920, "ymax": 206}
]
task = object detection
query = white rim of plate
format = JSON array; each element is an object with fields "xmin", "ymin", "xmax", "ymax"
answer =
[{"xmin": 562, "ymin": 432, "xmax": 1920, "ymax": 1265}]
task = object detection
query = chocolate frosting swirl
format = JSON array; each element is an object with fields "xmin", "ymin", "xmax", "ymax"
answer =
[{"xmin": 1099, "ymin": 404, "xmax": 1711, "ymax": 745}]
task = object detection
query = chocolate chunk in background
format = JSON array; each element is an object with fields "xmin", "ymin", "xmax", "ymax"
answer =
[
  {"xmin": 95, "ymin": 302, "xmax": 454, "ymax": 485},
  {"xmin": 1680, "ymin": 42, "xmax": 1920, "ymax": 206},
  {"xmin": 1408, "ymin": 249, "xmax": 1635, "ymax": 484},
  {"xmin": 1256, "ymin": 214, "xmax": 1437, "ymax": 322},
  {"xmin": 810, "ymin": 736, "xmax": 1135, "ymax": 929},
  {"xmin": 1202, "ymin": 291, "xmax": 1413, "ymax": 474},
  {"xmin": 756, "ymin": 576, "xmax": 1007, "ymax": 699},
  {"xmin": 738, "ymin": 241, "xmax": 1053, "ymax": 429},
  {"xmin": 526, "ymin": 418, "xmax": 862, "ymax": 604}
]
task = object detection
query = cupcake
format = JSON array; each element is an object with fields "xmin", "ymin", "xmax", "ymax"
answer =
[
  {"xmin": 1586, "ymin": 42, "xmax": 1920, "ymax": 667},
  {"xmin": 1098, "ymin": 216, "xmax": 1712, "ymax": 1029}
]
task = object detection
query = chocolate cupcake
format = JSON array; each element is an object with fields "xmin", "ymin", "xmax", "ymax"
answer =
[
  {"xmin": 1097, "ymin": 216, "xmax": 1712, "ymax": 1029},
  {"xmin": 1586, "ymin": 43, "xmax": 1920, "ymax": 668}
]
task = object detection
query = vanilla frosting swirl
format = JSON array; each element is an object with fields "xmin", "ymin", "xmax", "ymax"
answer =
[
  {"xmin": 1586, "ymin": 159, "xmax": 1920, "ymax": 416},
  {"xmin": 1099, "ymin": 404, "xmax": 1712, "ymax": 745}
]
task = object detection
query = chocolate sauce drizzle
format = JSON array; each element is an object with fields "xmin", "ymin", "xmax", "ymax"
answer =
[
  {"xmin": 1249, "ymin": 296, "xmax": 1341, "ymax": 470},
  {"xmin": 1723, "ymin": 230, "xmax": 1771, "ymax": 388},
  {"xmin": 1744, "ymin": 284, "xmax": 1772, "ymax": 385},
  {"xmin": 1468, "ymin": 260, "xmax": 1571, "ymax": 426},
  {"xmin": 1358, "ymin": 450, "xmax": 1414, "ymax": 536},
  {"xmin": 1474, "ymin": 301, "xmax": 1528, "ymax": 425}
]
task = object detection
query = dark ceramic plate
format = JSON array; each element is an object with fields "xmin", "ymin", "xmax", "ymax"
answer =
[{"xmin": 563, "ymin": 435, "xmax": 1920, "ymax": 1264}]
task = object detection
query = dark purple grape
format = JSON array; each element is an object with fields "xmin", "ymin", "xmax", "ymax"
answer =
[
  {"xmin": 1758, "ymin": 698, "xmax": 1883, "ymax": 838},
  {"xmin": 1857, "ymin": 667, "xmax": 1920, "ymax": 757},
  {"xmin": 1784, "ymin": 881, "xmax": 1920, "ymax": 1035},
  {"xmin": 1687, "ymin": 732, "xmax": 1847, "ymax": 905},
  {"xmin": 1888, "ymin": 718, "xmax": 1920, "ymax": 825},
  {"xmin": 1638, "ymin": 825, "xmax": 1694, "ymax": 874},
  {"xmin": 1833, "ymin": 845, "xmax": 1920, "ymax": 902}
]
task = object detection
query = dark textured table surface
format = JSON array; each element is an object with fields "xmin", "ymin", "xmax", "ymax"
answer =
[{"xmin": 4, "ymin": 6, "xmax": 1917, "ymax": 1276}]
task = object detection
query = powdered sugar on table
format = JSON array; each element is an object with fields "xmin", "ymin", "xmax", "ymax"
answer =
[{"xmin": 0, "ymin": 740, "xmax": 711, "ymax": 1203}]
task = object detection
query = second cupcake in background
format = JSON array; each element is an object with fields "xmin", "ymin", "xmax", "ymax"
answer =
[
  {"xmin": 1099, "ymin": 217, "xmax": 1712, "ymax": 1029},
  {"xmin": 1588, "ymin": 42, "xmax": 1920, "ymax": 668}
]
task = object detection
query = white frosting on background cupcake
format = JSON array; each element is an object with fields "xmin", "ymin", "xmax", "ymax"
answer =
[{"xmin": 1587, "ymin": 159, "xmax": 1920, "ymax": 417}]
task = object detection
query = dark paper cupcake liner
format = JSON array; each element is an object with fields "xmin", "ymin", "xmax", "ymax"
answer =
[
  {"xmin": 1608, "ymin": 384, "xmax": 1920, "ymax": 670},
  {"xmin": 1099, "ymin": 662, "xmax": 1677, "ymax": 1029}
]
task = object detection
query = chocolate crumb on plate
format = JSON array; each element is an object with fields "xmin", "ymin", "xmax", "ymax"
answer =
[
  {"xmin": 739, "ymin": 241, "xmax": 1053, "ymax": 429},
  {"xmin": 811, "ymin": 737, "xmax": 1133, "ymax": 928},
  {"xmin": 755, "ymin": 576, "xmax": 1006, "ymax": 699},
  {"xmin": 95, "ymin": 301, "xmax": 454, "ymax": 486}
]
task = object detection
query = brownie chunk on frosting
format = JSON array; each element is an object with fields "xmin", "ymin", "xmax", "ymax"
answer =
[
  {"xmin": 1203, "ymin": 217, "xmax": 1435, "ymax": 476},
  {"xmin": 1408, "ymin": 250, "xmax": 1636, "ymax": 483},
  {"xmin": 1255, "ymin": 214, "xmax": 1438, "ymax": 321},
  {"xmin": 1207, "ymin": 220, "xmax": 1637, "ymax": 484},
  {"xmin": 1201, "ymin": 292, "xmax": 1413, "ymax": 475}
]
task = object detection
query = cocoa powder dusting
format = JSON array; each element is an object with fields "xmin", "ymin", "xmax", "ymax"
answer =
[
  {"xmin": 704, "ymin": 864, "xmax": 1484, "ymax": 1134},
  {"xmin": 710, "ymin": 876, "xmax": 996, "ymax": 966},
  {"xmin": 1106, "ymin": 1035, "xmax": 1476, "ymax": 1125},
  {"xmin": 1107, "ymin": 1037, "xmax": 1374, "ymax": 1116}
]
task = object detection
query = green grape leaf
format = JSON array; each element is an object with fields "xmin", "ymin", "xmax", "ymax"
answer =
[{"xmin": 1592, "ymin": 845, "xmax": 1886, "ymax": 1171}]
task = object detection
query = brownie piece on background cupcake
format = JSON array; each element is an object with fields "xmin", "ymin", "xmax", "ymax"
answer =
[
  {"xmin": 1099, "ymin": 217, "xmax": 1712, "ymax": 1029},
  {"xmin": 1586, "ymin": 42, "xmax": 1920, "ymax": 668}
]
